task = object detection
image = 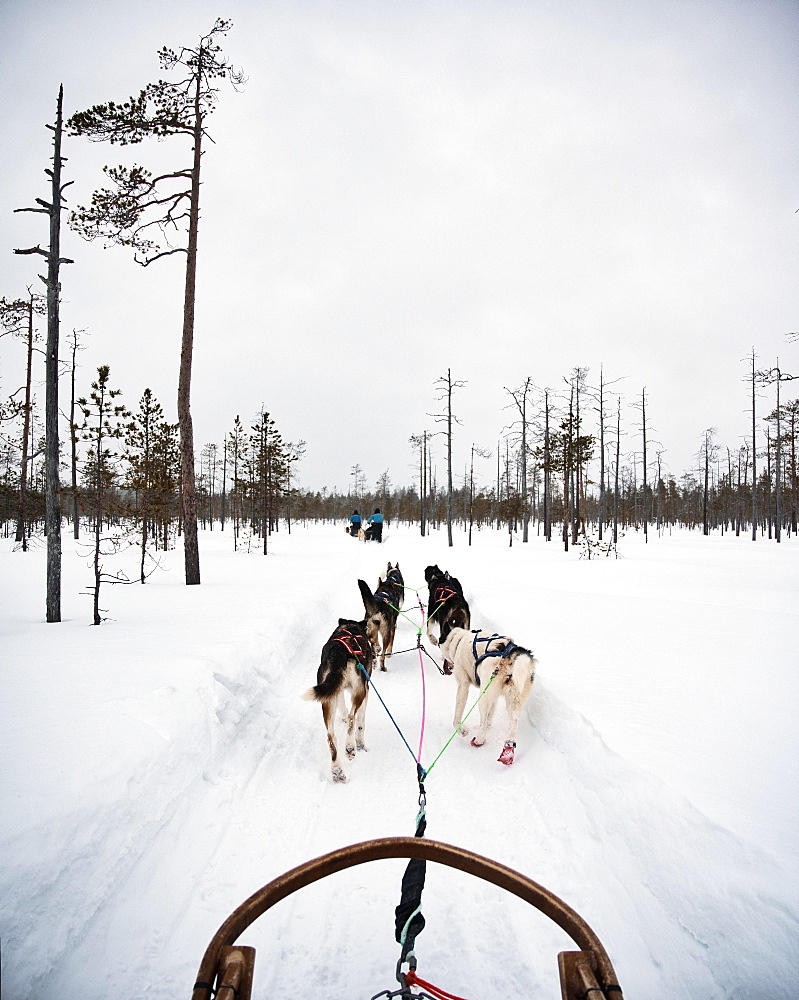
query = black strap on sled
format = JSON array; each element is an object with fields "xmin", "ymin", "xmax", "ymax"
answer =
[{"xmin": 394, "ymin": 765, "xmax": 428, "ymax": 970}]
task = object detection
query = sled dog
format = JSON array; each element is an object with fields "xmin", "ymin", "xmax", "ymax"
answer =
[
  {"xmin": 303, "ymin": 617, "xmax": 376, "ymax": 782},
  {"xmin": 424, "ymin": 564, "xmax": 471, "ymax": 646},
  {"xmin": 357, "ymin": 563, "xmax": 404, "ymax": 671},
  {"xmin": 438, "ymin": 626, "xmax": 538, "ymax": 766}
]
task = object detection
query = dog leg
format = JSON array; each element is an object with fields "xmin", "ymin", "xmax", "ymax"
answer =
[
  {"xmin": 384, "ymin": 618, "xmax": 396, "ymax": 661},
  {"xmin": 497, "ymin": 681, "xmax": 527, "ymax": 764},
  {"xmin": 471, "ymin": 679, "xmax": 500, "ymax": 748},
  {"xmin": 379, "ymin": 620, "xmax": 390, "ymax": 670},
  {"xmin": 497, "ymin": 674, "xmax": 531, "ymax": 765},
  {"xmin": 323, "ymin": 701, "xmax": 346, "ymax": 782},
  {"xmin": 348, "ymin": 686, "xmax": 368, "ymax": 754},
  {"xmin": 354, "ymin": 689, "xmax": 369, "ymax": 751},
  {"xmin": 452, "ymin": 678, "xmax": 471, "ymax": 736},
  {"xmin": 345, "ymin": 714, "xmax": 357, "ymax": 759}
]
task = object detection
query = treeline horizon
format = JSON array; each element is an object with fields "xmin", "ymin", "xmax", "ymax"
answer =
[{"xmin": 2, "ymin": 357, "xmax": 797, "ymax": 559}]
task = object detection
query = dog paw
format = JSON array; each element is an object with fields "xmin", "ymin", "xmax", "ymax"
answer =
[
  {"xmin": 456, "ymin": 725, "xmax": 469, "ymax": 738},
  {"xmin": 442, "ymin": 660, "xmax": 453, "ymax": 675},
  {"xmin": 357, "ymin": 742, "xmax": 368, "ymax": 752},
  {"xmin": 332, "ymin": 767, "xmax": 347, "ymax": 783},
  {"xmin": 470, "ymin": 736, "xmax": 485, "ymax": 748},
  {"xmin": 346, "ymin": 745, "xmax": 356, "ymax": 760}
]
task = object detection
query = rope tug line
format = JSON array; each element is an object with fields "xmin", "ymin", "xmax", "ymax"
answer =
[{"xmin": 353, "ymin": 580, "xmax": 500, "ymax": 1000}]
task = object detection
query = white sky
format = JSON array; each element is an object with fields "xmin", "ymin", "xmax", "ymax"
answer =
[{"xmin": 1, "ymin": 0, "xmax": 796, "ymax": 492}]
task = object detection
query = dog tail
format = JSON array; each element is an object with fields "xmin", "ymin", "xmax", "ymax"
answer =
[
  {"xmin": 509, "ymin": 650, "xmax": 538, "ymax": 685},
  {"xmin": 303, "ymin": 672, "xmax": 341, "ymax": 702},
  {"xmin": 357, "ymin": 578, "xmax": 378, "ymax": 615}
]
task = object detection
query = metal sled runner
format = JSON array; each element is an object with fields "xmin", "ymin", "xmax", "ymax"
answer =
[{"xmin": 190, "ymin": 836, "xmax": 623, "ymax": 1000}]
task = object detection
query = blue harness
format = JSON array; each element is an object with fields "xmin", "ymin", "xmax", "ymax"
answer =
[{"xmin": 470, "ymin": 631, "xmax": 517, "ymax": 686}]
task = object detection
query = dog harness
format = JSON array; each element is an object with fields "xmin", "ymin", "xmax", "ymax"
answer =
[
  {"xmin": 374, "ymin": 586, "xmax": 395, "ymax": 605},
  {"xmin": 470, "ymin": 631, "xmax": 518, "ymax": 686},
  {"xmin": 431, "ymin": 585, "xmax": 457, "ymax": 610},
  {"xmin": 333, "ymin": 627, "xmax": 371, "ymax": 662}
]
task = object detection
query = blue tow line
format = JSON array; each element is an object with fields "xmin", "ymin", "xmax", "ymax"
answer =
[{"xmin": 357, "ymin": 663, "xmax": 425, "ymax": 778}]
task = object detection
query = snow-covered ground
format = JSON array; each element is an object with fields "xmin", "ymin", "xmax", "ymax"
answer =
[{"xmin": 1, "ymin": 523, "xmax": 797, "ymax": 999}]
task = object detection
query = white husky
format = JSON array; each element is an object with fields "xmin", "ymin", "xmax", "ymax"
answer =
[{"xmin": 438, "ymin": 627, "xmax": 538, "ymax": 765}]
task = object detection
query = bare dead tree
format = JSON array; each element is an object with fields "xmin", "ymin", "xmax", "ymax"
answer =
[
  {"xmin": 504, "ymin": 377, "xmax": 533, "ymax": 542},
  {"xmin": 409, "ymin": 431, "xmax": 431, "ymax": 536},
  {"xmin": 430, "ymin": 368, "xmax": 466, "ymax": 547},
  {"xmin": 66, "ymin": 327, "xmax": 87, "ymax": 539},
  {"xmin": 1, "ymin": 292, "xmax": 46, "ymax": 549},
  {"xmin": 467, "ymin": 442, "xmax": 492, "ymax": 546},
  {"xmin": 14, "ymin": 85, "xmax": 74, "ymax": 621},
  {"xmin": 757, "ymin": 359, "xmax": 795, "ymax": 542}
]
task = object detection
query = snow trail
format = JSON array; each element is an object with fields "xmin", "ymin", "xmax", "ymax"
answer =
[{"xmin": 2, "ymin": 524, "xmax": 797, "ymax": 998}]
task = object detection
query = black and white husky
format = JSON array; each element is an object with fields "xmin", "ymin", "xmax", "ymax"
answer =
[
  {"xmin": 357, "ymin": 563, "xmax": 404, "ymax": 671},
  {"xmin": 438, "ymin": 626, "xmax": 538, "ymax": 766},
  {"xmin": 303, "ymin": 617, "xmax": 376, "ymax": 782},
  {"xmin": 424, "ymin": 564, "xmax": 470, "ymax": 646}
]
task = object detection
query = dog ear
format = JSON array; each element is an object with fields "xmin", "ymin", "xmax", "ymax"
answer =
[{"xmin": 358, "ymin": 578, "xmax": 378, "ymax": 614}]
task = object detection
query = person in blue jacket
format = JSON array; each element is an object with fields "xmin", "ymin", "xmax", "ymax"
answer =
[
  {"xmin": 348, "ymin": 510, "xmax": 362, "ymax": 537},
  {"xmin": 366, "ymin": 507, "xmax": 384, "ymax": 542}
]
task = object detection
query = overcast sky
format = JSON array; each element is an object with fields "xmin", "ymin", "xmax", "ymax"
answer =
[{"xmin": 1, "ymin": 0, "xmax": 796, "ymax": 493}]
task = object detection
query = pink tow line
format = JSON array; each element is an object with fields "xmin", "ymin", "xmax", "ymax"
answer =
[{"xmin": 416, "ymin": 595, "xmax": 427, "ymax": 765}]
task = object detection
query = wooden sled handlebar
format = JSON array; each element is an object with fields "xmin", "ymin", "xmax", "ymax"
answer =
[{"xmin": 191, "ymin": 836, "xmax": 623, "ymax": 1000}]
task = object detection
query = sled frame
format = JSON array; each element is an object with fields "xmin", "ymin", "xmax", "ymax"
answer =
[{"xmin": 190, "ymin": 836, "xmax": 623, "ymax": 1000}]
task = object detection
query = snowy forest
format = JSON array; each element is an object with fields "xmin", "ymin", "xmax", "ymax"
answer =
[{"xmin": 2, "ymin": 305, "xmax": 797, "ymax": 566}]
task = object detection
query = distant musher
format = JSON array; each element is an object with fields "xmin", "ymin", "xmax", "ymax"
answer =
[
  {"xmin": 365, "ymin": 508, "xmax": 384, "ymax": 543},
  {"xmin": 348, "ymin": 510, "xmax": 362, "ymax": 537}
]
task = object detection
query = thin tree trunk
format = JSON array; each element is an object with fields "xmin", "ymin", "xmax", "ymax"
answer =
[
  {"xmin": 92, "ymin": 379, "xmax": 105, "ymax": 625},
  {"xmin": 613, "ymin": 399, "xmax": 620, "ymax": 545},
  {"xmin": 15, "ymin": 295, "xmax": 35, "ymax": 548},
  {"xmin": 544, "ymin": 391, "xmax": 551, "ymax": 541},
  {"xmin": 70, "ymin": 331, "xmax": 80, "ymax": 539},
  {"xmin": 178, "ymin": 56, "xmax": 204, "ymax": 585},
  {"xmin": 775, "ymin": 371, "xmax": 782, "ymax": 543},
  {"xmin": 598, "ymin": 371, "xmax": 605, "ymax": 542},
  {"xmin": 703, "ymin": 432, "xmax": 710, "ymax": 536},
  {"xmin": 642, "ymin": 388, "xmax": 648, "ymax": 543},
  {"xmin": 751, "ymin": 350, "xmax": 757, "ymax": 541},
  {"xmin": 446, "ymin": 370, "xmax": 453, "ymax": 547},
  {"xmin": 44, "ymin": 86, "xmax": 66, "ymax": 622}
]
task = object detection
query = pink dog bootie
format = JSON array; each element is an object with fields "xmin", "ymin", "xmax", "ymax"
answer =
[{"xmin": 498, "ymin": 741, "xmax": 516, "ymax": 765}]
